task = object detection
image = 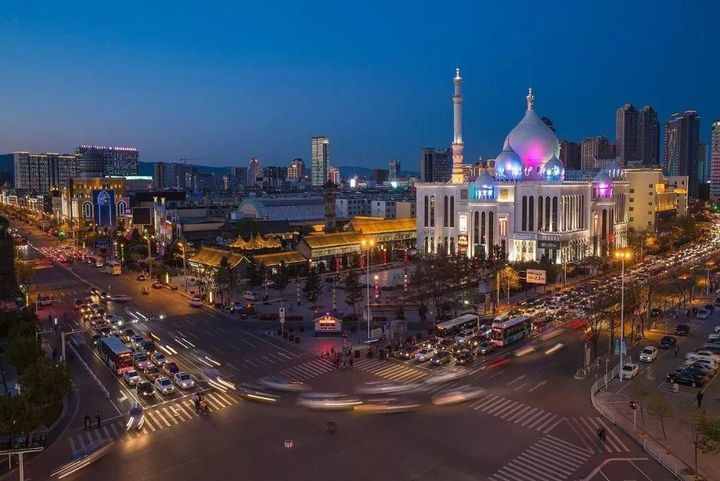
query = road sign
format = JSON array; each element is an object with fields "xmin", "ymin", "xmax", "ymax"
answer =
[{"xmin": 526, "ymin": 269, "xmax": 547, "ymax": 285}]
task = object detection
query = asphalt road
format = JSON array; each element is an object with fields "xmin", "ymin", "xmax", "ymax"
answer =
[{"xmin": 13, "ymin": 221, "xmax": 677, "ymax": 481}]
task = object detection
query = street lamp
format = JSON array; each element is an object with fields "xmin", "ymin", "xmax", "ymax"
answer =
[
  {"xmin": 360, "ymin": 238, "xmax": 375, "ymax": 340},
  {"xmin": 613, "ymin": 248, "xmax": 632, "ymax": 381}
]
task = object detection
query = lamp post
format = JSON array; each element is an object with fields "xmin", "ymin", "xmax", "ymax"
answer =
[
  {"xmin": 361, "ymin": 238, "xmax": 375, "ymax": 340},
  {"xmin": 614, "ymin": 248, "xmax": 632, "ymax": 381}
]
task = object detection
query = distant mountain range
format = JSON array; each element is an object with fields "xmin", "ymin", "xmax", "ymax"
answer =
[{"xmin": 138, "ymin": 162, "xmax": 418, "ymax": 179}]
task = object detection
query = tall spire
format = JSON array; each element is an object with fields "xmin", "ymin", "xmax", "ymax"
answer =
[
  {"xmin": 451, "ymin": 66, "xmax": 464, "ymax": 183},
  {"xmin": 526, "ymin": 87, "xmax": 535, "ymax": 111}
]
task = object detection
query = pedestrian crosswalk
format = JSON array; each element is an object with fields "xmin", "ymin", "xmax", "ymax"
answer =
[
  {"xmin": 278, "ymin": 358, "xmax": 336, "ymax": 382},
  {"xmin": 470, "ymin": 394, "xmax": 562, "ymax": 433},
  {"xmin": 566, "ymin": 416, "xmax": 630, "ymax": 453},
  {"xmin": 353, "ymin": 358, "xmax": 429, "ymax": 382},
  {"xmin": 488, "ymin": 435, "xmax": 593, "ymax": 481},
  {"xmin": 68, "ymin": 390, "xmax": 239, "ymax": 457}
]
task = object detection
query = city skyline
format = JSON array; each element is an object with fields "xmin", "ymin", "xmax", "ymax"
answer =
[{"xmin": 0, "ymin": 1, "xmax": 718, "ymax": 170}]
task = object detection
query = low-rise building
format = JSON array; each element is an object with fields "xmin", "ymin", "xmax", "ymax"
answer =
[{"xmin": 623, "ymin": 168, "xmax": 688, "ymax": 232}]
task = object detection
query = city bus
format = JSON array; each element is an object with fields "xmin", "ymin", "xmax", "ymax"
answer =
[
  {"xmin": 490, "ymin": 315, "xmax": 531, "ymax": 347},
  {"xmin": 97, "ymin": 336, "xmax": 134, "ymax": 375},
  {"xmin": 436, "ymin": 313, "xmax": 481, "ymax": 338}
]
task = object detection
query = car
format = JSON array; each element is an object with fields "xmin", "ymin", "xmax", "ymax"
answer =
[
  {"xmin": 173, "ymin": 372, "xmax": 195, "ymax": 390},
  {"xmin": 667, "ymin": 368, "xmax": 706, "ymax": 388},
  {"xmin": 476, "ymin": 341, "xmax": 495, "ymax": 355},
  {"xmin": 684, "ymin": 360, "xmax": 717, "ymax": 375},
  {"xmin": 189, "ymin": 297, "xmax": 203, "ymax": 308},
  {"xmin": 154, "ymin": 376, "xmax": 175, "ymax": 395},
  {"xmin": 137, "ymin": 380, "xmax": 155, "ymax": 399},
  {"xmin": 140, "ymin": 340, "xmax": 156, "ymax": 353},
  {"xmin": 36, "ymin": 295, "xmax": 53, "ymax": 306},
  {"xmin": 163, "ymin": 361, "xmax": 180, "ymax": 376},
  {"xmin": 297, "ymin": 393, "xmax": 362, "ymax": 411},
  {"xmin": 621, "ymin": 363, "xmax": 639, "ymax": 380},
  {"xmin": 393, "ymin": 348, "xmax": 415, "ymax": 361},
  {"xmin": 123, "ymin": 369, "xmax": 141, "ymax": 386},
  {"xmin": 259, "ymin": 376, "xmax": 310, "ymax": 392},
  {"xmin": 144, "ymin": 365, "xmax": 162, "ymax": 381},
  {"xmin": 130, "ymin": 335, "xmax": 146, "ymax": 350},
  {"xmin": 121, "ymin": 329, "xmax": 136, "ymax": 344},
  {"xmin": 430, "ymin": 351, "xmax": 452, "ymax": 366},
  {"xmin": 650, "ymin": 308, "xmax": 662, "ymax": 317},
  {"xmin": 454, "ymin": 349, "xmax": 474, "ymax": 366},
  {"xmin": 414, "ymin": 348, "xmax": 435, "ymax": 363},
  {"xmin": 136, "ymin": 274, "xmax": 147, "ymax": 281},
  {"xmin": 431, "ymin": 386, "xmax": 485, "ymax": 406},
  {"xmin": 675, "ymin": 324, "xmax": 690, "ymax": 336},
  {"xmin": 659, "ymin": 336, "xmax": 677, "ymax": 349},
  {"xmin": 639, "ymin": 346, "xmax": 658, "ymax": 363},
  {"xmin": 133, "ymin": 353, "xmax": 152, "ymax": 370},
  {"xmin": 696, "ymin": 309, "xmax": 710, "ymax": 320},
  {"xmin": 687, "ymin": 350, "xmax": 720, "ymax": 364},
  {"xmin": 243, "ymin": 291, "xmax": 257, "ymax": 301},
  {"xmin": 152, "ymin": 281, "xmax": 164, "ymax": 289},
  {"xmin": 150, "ymin": 352, "xmax": 167, "ymax": 366}
]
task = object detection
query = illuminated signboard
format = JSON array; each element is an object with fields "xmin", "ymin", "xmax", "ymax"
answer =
[{"xmin": 314, "ymin": 314, "xmax": 343, "ymax": 334}]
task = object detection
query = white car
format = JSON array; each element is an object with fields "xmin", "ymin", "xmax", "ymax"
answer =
[
  {"xmin": 639, "ymin": 346, "xmax": 658, "ymax": 363},
  {"xmin": 621, "ymin": 363, "xmax": 639, "ymax": 380},
  {"xmin": 189, "ymin": 297, "xmax": 203, "ymax": 307},
  {"xmin": 687, "ymin": 350, "xmax": 720, "ymax": 364},
  {"xmin": 696, "ymin": 309, "xmax": 711, "ymax": 320},
  {"xmin": 259, "ymin": 376, "xmax": 309, "ymax": 393},
  {"xmin": 297, "ymin": 393, "xmax": 362, "ymax": 411},
  {"xmin": 431, "ymin": 386, "xmax": 485, "ymax": 406},
  {"xmin": 414, "ymin": 348, "xmax": 436, "ymax": 363},
  {"xmin": 123, "ymin": 369, "xmax": 141, "ymax": 386},
  {"xmin": 173, "ymin": 372, "xmax": 196, "ymax": 390},
  {"xmin": 242, "ymin": 291, "xmax": 257, "ymax": 301},
  {"xmin": 154, "ymin": 376, "xmax": 175, "ymax": 395}
]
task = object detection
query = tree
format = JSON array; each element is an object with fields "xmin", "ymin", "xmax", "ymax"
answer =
[
  {"xmin": 695, "ymin": 413, "xmax": 720, "ymax": 472},
  {"xmin": 245, "ymin": 257, "xmax": 263, "ymax": 288},
  {"xmin": 344, "ymin": 269, "xmax": 362, "ymax": 315},
  {"xmin": 304, "ymin": 268, "xmax": 321, "ymax": 302},
  {"xmin": 215, "ymin": 257, "xmax": 233, "ymax": 305},
  {"xmin": 272, "ymin": 262, "xmax": 290, "ymax": 290},
  {"xmin": 20, "ymin": 358, "xmax": 71, "ymax": 412},
  {"xmin": 647, "ymin": 392, "xmax": 672, "ymax": 440}
]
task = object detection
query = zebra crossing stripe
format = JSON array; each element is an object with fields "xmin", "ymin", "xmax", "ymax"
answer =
[
  {"xmin": 162, "ymin": 407, "xmax": 178, "ymax": 424},
  {"xmin": 485, "ymin": 398, "xmax": 516, "ymax": 415},
  {"xmin": 533, "ymin": 414, "xmax": 559, "ymax": 432},
  {"xmin": 494, "ymin": 401, "xmax": 523, "ymax": 418},
  {"xmin": 542, "ymin": 435, "xmax": 592, "ymax": 463},
  {"xmin": 204, "ymin": 395, "xmax": 223, "ymax": 410},
  {"xmin": 525, "ymin": 411, "xmax": 554, "ymax": 430},
  {"xmin": 571, "ymin": 418, "xmax": 597, "ymax": 448},
  {"xmin": 153, "ymin": 409, "xmax": 172, "ymax": 427},
  {"xmin": 589, "ymin": 417, "xmax": 629, "ymax": 452},
  {"xmin": 174, "ymin": 403, "xmax": 193, "ymax": 420},
  {"xmin": 500, "ymin": 464, "xmax": 539, "ymax": 481},
  {"xmin": 540, "ymin": 416, "xmax": 564, "ymax": 434},
  {"xmin": 512, "ymin": 406, "xmax": 539, "ymax": 424},
  {"xmin": 471, "ymin": 395, "xmax": 496, "ymax": 410},
  {"xmin": 215, "ymin": 392, "xmax": 236, "ymax": 406},
  {"xmin": 208, "ymin": 393, "xmax": 229, "ymax": 408},
  {"xmin": 520, "ymin": 450, "xmax": 574, "ymax": 476},
  {"xmin": 500, "ymin": 403, "xmax": 532, "ymax": 421},
  {"xmin": 508, "ymin": 456, "xmax": 562, "ymax": 480}
]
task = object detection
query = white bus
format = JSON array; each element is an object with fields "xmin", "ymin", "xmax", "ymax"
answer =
[
  {"xmin": 490, "ymin": 316, "xmax": 531, "ymax": 347},
  {"xmin": 436, "ymin": 313, "xmax": 481, "ymax": 338}
]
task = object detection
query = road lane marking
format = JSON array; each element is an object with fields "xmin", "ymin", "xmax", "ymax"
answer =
[
  {"xmin": 507, "ymin": 374, "xmax": 526, "ymax": 386},
  {"xmin": 527, "ymin": 380, "xmax": 547, "ymax": 392}
]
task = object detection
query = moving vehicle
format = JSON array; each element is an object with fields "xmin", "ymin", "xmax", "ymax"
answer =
[
  {"xmin": 190, "ymin": 297, "xmax": 203, "ymax": 307},
  {"xmin": 454, "ymin": 349, "xmax": 474, "ymax": 365},
  {"xmin": 639, "ymin": 346, "xmax": 658, "ymax": 363},
  {"xmin": 154, "ymin": 376, "xmax": 175, "ymax": 395},
  {"xmin": 430, "ymin": 350, "xmax": 452, "ymax": 366},
  {"xmin": 136, "ymin": 274, "xmax": 147, "ymax": 281},
  {"xmin": 414, "ymin": 348, "xmax": 435, "ymax": 363},
  {"xmin": 163, "ymin": 362, "xmax": 180, "ymax": 376},
  {"xmin": 151, "ymin": 352, "xmax": 167, "ymax": 366},
  {"xmin": 436, "ymin": 313, "xmax": 481, "ymax": 338},
  {"xmin": 431, "ymin": 386, "xmax": 485, "ymax": 406},
  {"xmin": 107, "ymin": 260, "xmax": 121, "ymax": 276},
  {"xmin": 675, "ymin": 324, "xmax": 690, "ymax": 336},
  {"xmin": 243, "ymin": 291, "xmax": 257, "ymax": 301},
  {"xmin": 123, "ymin": 369, "xmax": 141, "ymax": 386},
  {"xmin": 297, "ymin": 393, "xmax": 362, "ymax": 411},
  {"xmin": 152, "ymin": 281, "xmax": 164, "ymax": 289},
  {"xmin": 659, "ymin": 336, "xmax": 677, "ymax": 349},
  {"xmin": 174, "ymin": 372, "xmax": 195, "ymax": 390},
  {"xmin": 97, "ymin": 336, "xmax": 135, "ymax": 375},
  {"xmin": 144, "ymin": 365, "xmax": 162, "ymax": 381},
  {"xmin": 137, "ymin": 380, "xmax": 155, "ymax": 399},
  {"xmin": 621, "ymin": 363, "xmax": 639, "ymax": 380},
  {"xmin": 490, "ymin": 316, "xmax": 531, "ymax": 347},
  {"xmin": 476, "ymin": 341, "xmax": 495, "ymax": 355},
  {"xmin": 133, "ymin": 352, "xmax": 152, "ymax": 371},
  {"xmin": 108, "ymin": 294, "xmax": 131, "ymax": 303},
  {"xmin": 259, "ymin": 376, "xmax": 310, "ymax": 393}
]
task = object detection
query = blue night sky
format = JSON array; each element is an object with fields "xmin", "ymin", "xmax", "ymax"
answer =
[{"xmin": 0, "ymin": 1, "xmax": 717, "ymax": 171}]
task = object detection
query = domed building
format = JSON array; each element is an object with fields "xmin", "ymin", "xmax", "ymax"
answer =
[{"xmin": 416, "ymin": 69, "xmax": 629, "ymax": 263}]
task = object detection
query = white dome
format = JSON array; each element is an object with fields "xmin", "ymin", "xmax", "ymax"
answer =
[
  {"xmin": 494, "ymin": 147, "xmax": 523, "ymax": 179},
  {"xmin": 542, "ymin": 155, "xmax": 564, "ymax": 181},
  {"xmin": 474, "ymin": 171, "xmax": 495, "ymax": 187},
  {"xmin": 503, "ymin": 89, "xmax": 560, "ymax": 171}
]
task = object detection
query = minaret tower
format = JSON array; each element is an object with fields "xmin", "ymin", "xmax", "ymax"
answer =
[{"xmin": 451, "ymin": 67, "xmax": 465, "ymax": 183}]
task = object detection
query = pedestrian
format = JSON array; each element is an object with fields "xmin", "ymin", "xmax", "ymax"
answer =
[{"xmin": 697, "ymin": 390, "xmax": 704, "ymax": 409}]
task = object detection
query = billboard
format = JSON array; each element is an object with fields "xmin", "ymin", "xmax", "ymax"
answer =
[
  {"xmin": 526, "ymin": 269, "xmax": 547, "ymax": 285},
  {"xmin": 93, "ymin": 190, "xmax": 116, "ymax": 227}
]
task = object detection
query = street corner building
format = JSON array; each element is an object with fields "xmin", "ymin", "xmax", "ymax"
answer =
[{"xmin": 416, "ymin": 68, "xmax": 632, "ymax": 264}]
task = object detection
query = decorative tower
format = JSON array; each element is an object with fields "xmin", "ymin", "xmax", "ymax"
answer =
[{"xmin": 451, "ymin": 67, "xmax": 465, "ymax": 184}]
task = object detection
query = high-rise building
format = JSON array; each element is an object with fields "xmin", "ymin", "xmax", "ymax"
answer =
[
  {"xmin": 311, "ymin": 136, "xmax": 330, "ymax": 187},
  {"xmin": 154, "ymin": 162, "xmax": 168, "ymax": 189},
  {"xmin": 664, "ymin": 110, "xmax": 701, "ymax": 197},
  {"xmin": 698, "ymin": 143, "xmax": 709, "ymax": 183},
  {"xmin": 248, "ymin": 157, "xmax": 261, "ymax": 187},
  {"xmin": 287, "ymin": 158, "xmax": 305, "ymax": 182},
  {"xmin": 615, "ymin": 104, "xmax": 639, "ymax": 165},
  {"xmin": 372, "ymin": 169, "xmax": 389, "ymax": 184},
  {"xmin": 327, "ymin": 166, "xmax": 341, "ymax": 185},
  {"xmin": 420, "ymin": 148, "xmax": 451, "ymax": 182},
  {"xmin": 262, "ymin": 166, "xmax": 287, "ymax": 189},
  {"xmin": 12, "ymin": 152, "xmax": 79, "ymax": 194},
  {"xmin": 711, "ymin": 120, "xmax": 720, "ymax": 200},
  {"xmin": 639, "ymin": 106, "xmax": 660, "ymax": 165},
  {"xmin": 76, "ymin": 145, "xmax": 139, "ymax": 177},
  {"xmin": 581, "ymin": 137, "xmax": 615, "ymax": 170},
  {"xmin": 230, "ymin": 166, "xmax": 248, "ymax": 187},
  {"xmin": 388, "ymin": 159, "xmax": 400, "ymax": 181},
  {"xmin": 559, "ymin": 141, "xmax": 581, "ymax": 170}
]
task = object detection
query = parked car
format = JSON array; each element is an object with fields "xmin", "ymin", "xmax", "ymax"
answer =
[
  {"xmin": 136, "ymin": 274, "xmax": 147, "ymax": 281},
  {"xmin": 639, "ymin": 346, "xmax": 658, "ymax": 363},
  {"xmin": 667, "ymin": 368, "xmax": 707, "ymax": 388},
  {"xmin": 621, "ymin": 363, "xmax": 639, "ymax": 380},
  {"xmin": 659, "ymin": 336, "xmax": 677, "ymax": 349},
  {"xmin": 152, "ymin": 281, "xmax": 164, "ymax": 289}
]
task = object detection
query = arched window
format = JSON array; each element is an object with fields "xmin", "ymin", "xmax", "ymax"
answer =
[
  {"xmin": 450, "ymin": 196, "xmax": 455, "ymax": 227},
  {"xmin": 552, "ymin": 196, "xmax": 558, "ymax": 232},
  {"xmin": 443, "ymin": 196, "xmax": 448, "ymax": 227},
  {"xmin": 528, "ymin": 196, "xmax": 534, "ymax": 231},
  {"xmin": 82, "ymin": 202, "xmax": 93, "ymax": 219},
  {"xmin": 538, "ymin": 196, "xmax": 544, "ymax": 231},
  {"xmin": 545, "ymin": 196, "xmax": 551, "ymax": 231},
  {"xmin": 488, "ymin": 212, "xmax": 494, "ymax": 248},
  {"xmin": 117, "ymin": 200, "xmax": 127, "ymax": 217}
]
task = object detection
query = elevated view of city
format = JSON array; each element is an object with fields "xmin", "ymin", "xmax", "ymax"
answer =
[{"xmin": 1, "ymin": 1, "xmax": 719, "ymax": 480}]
